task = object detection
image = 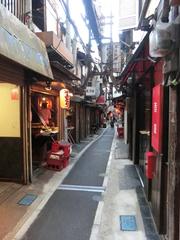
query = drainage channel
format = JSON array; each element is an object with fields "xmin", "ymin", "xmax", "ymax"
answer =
[{"xmin": 57, "ymin": 184, "xmax": 106, "ymax": 193}]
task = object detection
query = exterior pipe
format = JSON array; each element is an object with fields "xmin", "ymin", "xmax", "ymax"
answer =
[
  {"xmin": 161, "ymin": 0, "xmax": 170, "ymax": 22},
  {"xmin": 137, "ymin": 0, "xmax": 151, "ymax": 29}
]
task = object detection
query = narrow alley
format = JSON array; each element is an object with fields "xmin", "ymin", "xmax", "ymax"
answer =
[
  {"xmin": 1, "ymin": 0, "xmax": 180, "ymax": 239},
  {"xmin": 2, "ymin": 127, "xmax": 158, "ymax": 240}
]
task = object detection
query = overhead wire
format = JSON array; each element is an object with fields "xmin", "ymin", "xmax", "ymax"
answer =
[{"xmin": 59, "ymin": 0, "xmax": 88, "ymax": 53}]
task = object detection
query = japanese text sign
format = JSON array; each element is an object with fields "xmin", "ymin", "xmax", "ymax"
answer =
[
  {"xmin": 60, "ymin": 89, "xmax": 70, "ymax": 109},
  {"xmin": 151, "ymin": 84, "xmax": 163, "ymax": 153}
]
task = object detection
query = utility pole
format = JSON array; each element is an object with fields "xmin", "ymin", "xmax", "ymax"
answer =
[
  {"xmin": 65, "ymin": 0, "xmax": 71, "ymax": 50},
  {"xmin": 109, "ymin": 11, "xmax": 113, "ymax": 77},
  {"xmin": 99, "ymin": 13, "xmax": 114, "ymax": 102}
]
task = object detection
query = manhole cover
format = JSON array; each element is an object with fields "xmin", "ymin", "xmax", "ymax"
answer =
[{"xmin": 120, "ymin": 215, "xmax": 137, "ymax": 231}]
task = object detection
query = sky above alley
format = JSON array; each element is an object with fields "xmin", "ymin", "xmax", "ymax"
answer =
[{"xmin": 69, "ymin": 0, "xmax": 120, "ymax": 44}]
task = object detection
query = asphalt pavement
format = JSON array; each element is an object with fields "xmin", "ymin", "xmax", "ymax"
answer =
[{"xmin": 22, "ymin": 128, "xmax": 114, "ymax": 240}]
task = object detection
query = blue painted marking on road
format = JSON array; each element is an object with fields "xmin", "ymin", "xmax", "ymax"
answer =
[
  {"xmin": 120, "ymin": 215, "xmax": 137, "ymax": 231},
  {"xmin": 18, "ymin": 194, "xmax": 37, "ymax": 206}
]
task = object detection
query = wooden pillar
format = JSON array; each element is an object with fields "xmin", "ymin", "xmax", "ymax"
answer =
[
  {"xmin": 80, "ymin": 104, "xmax": 85, "ymax": 140},
  {"xmin": 75, "ymin": 103, "xmax": 80, "ymax": 143},
  {"xmin": 167, "ymin": 86, "xmax": 180, "ymax": 240},
  {"xmin": 132, "ymin": 91, "xmax": 139, "ymax": 164},
  {"xmin": 21, "ymin": 84, "xmax": 30, "ymax": 184}
]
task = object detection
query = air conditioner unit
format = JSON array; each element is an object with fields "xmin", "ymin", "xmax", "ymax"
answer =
[{"xmin": 149, "ymin": 22, "xmax": 173, "ymax": 57}]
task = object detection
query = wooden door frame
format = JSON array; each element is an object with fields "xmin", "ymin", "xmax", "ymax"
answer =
[{"xmin": 167, "ymin": 86, "xmax": 180, "ymax": 240}]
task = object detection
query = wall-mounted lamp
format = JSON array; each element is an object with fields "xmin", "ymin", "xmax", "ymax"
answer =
[
  {"xmin": 45, "ymin": 80, "xmax": 52, "ymax": 91},
  {"xmin": 11, "ymin": 86, "xmax": 19, "ymax": 100}
]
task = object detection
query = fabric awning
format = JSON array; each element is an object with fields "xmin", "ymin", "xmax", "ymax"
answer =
[
  {"xmin": 71, "ymin": 95, "xmax": 84, "ymax": 102},
  {"xmin": 116, "ymin": 32, "xmax": 150, "ymax": 86},
  {"xmin": 50, "ymin": 61, "xmax": 80, "ymax": 81},
  {"xmin": 47, "ymin": 45, "xmax": 74, "ymax": 70},
  {"xmin": 96, "ymin": 95, "xmax": 105, "ymax": 105},
  {"xmin": 0, "ymin": 4, "xmax": 53, "ymax": 79}
]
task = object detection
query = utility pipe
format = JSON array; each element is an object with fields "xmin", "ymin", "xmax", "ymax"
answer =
[{"xmin": 137, "ymin": 0, "xmax": 151, "ymax": 29}]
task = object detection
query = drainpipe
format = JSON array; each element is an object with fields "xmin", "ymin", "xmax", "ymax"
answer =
[
  {"xmin": 161, "ymin": 0, "xmax": 170, "ymax": 22},
  {"xmin": 137, "ymin": 0, "xmax": 151, "ymax": 29},
  {"xmin": 72, "ymin": 35, "xmax": 77, "ymax": 70},
  {"xmin": 65, "ymin": 0, "xmax": 71, "ymax": 51}
]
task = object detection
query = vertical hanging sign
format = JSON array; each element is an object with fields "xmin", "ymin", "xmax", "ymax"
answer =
[
  {"xmin": 60, "ymin": 89, "xmax": 70, "ymax": 109},
  {"xmin": 151, "ymin": 84, "xmax": 163, "ymax": 153}
]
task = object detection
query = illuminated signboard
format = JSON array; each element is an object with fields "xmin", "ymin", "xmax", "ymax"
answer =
[{"xmin": 151, "ymin": 84, "xmax": 163, "ymax": 153}]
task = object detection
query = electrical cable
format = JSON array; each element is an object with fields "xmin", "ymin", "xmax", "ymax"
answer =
[{"xmin": 60, "ymin": 0, "xmax": 88, "ymax": 53}]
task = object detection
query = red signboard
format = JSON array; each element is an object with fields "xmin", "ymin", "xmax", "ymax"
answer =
[{"xmin": 151, "ymin": 84, "xmax": 163, "ymax": 153}]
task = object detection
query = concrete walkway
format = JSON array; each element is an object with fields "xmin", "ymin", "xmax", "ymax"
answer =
[{"xmin": 90, "ymin": 130, "xmax": 160, "ymax": 240}]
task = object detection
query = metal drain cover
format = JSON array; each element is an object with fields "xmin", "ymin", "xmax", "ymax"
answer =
[
  {"xmin": 120, "ymin": 215, "xmax": 137, "ymax": 231},
  {"xmin": 18, "ymin": 194, "xmax": 37, "ymax": 206}
]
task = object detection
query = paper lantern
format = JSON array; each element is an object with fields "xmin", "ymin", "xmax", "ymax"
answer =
[
  {"xmin": 11, "ymin": 87, "xmax": 19, "ymax": 100},
  {"xmin": 60, "ymin": 89, "xmax": 70, "ymax": 109}
]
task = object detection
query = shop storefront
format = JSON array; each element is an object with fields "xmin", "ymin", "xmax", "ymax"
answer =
[
  {"xmin": 0, "ymin": 4, "xmax": 53, "ymax": 183},
  {"xmin": 0, "ymin": 58, "xmax": 24, "ymax": 182},
  {"xmin": 116, "ymin": 31, "xmax": 168, "ymax": 234},
  {"xmin": 30, "ymin": 85, "xmax": 60, "ymax": 172},
  {"xmin": 80, "ymin": 104, "xmax": 86, "ymax": 140}
]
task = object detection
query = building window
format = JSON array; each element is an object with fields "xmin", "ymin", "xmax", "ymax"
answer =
[{"xmin": 1, "ymin": 0, "xmax": 25, "ymax": 22}]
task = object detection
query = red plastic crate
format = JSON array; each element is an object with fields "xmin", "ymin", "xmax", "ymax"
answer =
[
  {"xmin": 51, "ymin": 142, "xmax": 71, "ymax": 158},
  {"xmin": 51, "ymin": 142, "xmax": 60, "ymax": 152},
  {"xmin": 59, "ymin": 143, "xmax": 71, "ymax": 157},
  {"xmin": 62, "ymin": 156, "xmax": 70, "ymax": 168},
  {"xmin": 46, "ymin": 151, "xmax": 64, "ymax": 171}
]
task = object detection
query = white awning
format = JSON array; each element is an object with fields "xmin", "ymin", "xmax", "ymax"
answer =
[{"xmin": 0, "ymin": 4, "xmax": 53, "ymax": 79}]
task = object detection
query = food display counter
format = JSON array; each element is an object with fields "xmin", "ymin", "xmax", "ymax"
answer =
[{"xmin": 31, "ymin": 123, "xmax": 59, "ymax": 170}]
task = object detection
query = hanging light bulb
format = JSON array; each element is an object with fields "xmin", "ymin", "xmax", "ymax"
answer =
[{"xmin": 45, "ymin": 80, "xmax": 52, "ymax": 91}]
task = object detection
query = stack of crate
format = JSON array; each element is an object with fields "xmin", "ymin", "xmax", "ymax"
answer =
[
  {"xmin": 59, "ymin": 142, "xmax": 71, "ymax": 168},
  {"xmin": 46, "ymin": 141, "xmax": 71, "ymax": 171},
  {"xmin": 117, "ymin": 127, "xmax": 124, "ymax": 138}
]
